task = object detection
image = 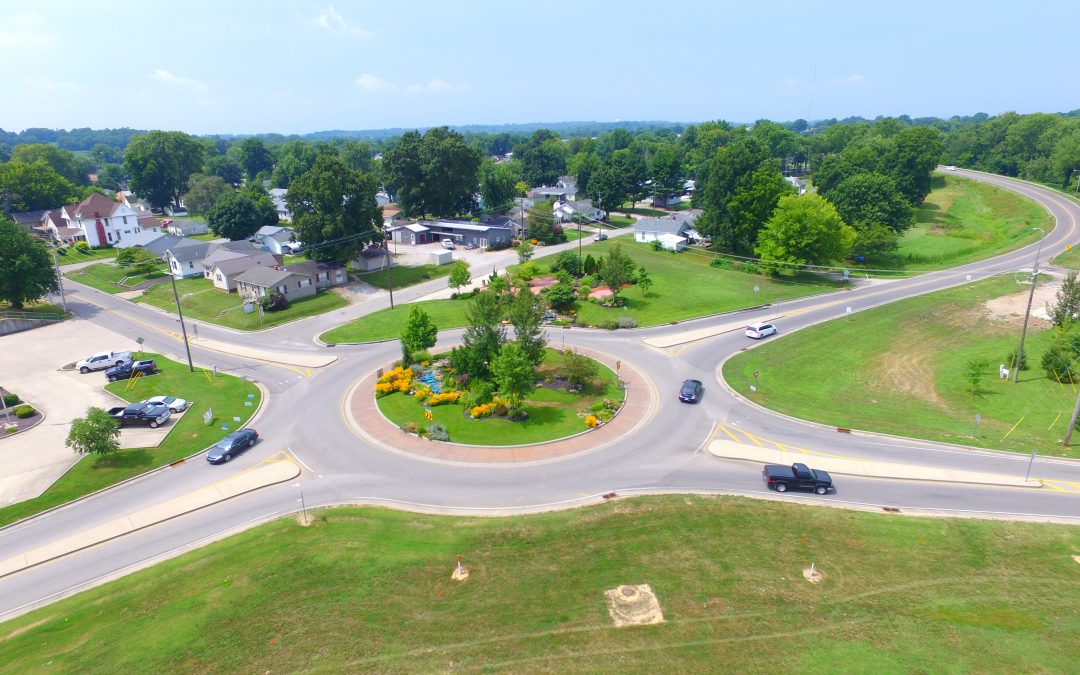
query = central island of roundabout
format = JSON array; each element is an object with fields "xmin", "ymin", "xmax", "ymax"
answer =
[{"xmin": 345, "ymin": 345, "xmax": 655, "ymax": 463}]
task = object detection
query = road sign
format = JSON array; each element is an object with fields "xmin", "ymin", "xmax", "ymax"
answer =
[
  {"xmin": 135, "ymin": 337, "xmax": 144, "ymax": 345},
  {"xmin": 203, "ymin": 408, "xmax": 212, "ymax": 425}
]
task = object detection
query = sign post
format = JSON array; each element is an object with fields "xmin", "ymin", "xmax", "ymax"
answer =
[
  {"xmin": 973, "ymin": 412, "xmax": 981, "ymax": 438},
  {"xmin": 202, "ymin": 408, "xmax": 213, "ymax": 426}
]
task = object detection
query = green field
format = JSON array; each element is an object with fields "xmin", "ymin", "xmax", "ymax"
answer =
[
  {"xmin": 724, "ymin": 275, "xmax": 1080, "ymax": 456},
  {"xmin": 55, "ymin": 246, "xmax": 117, "ymax": 265},
  {"xmin": 0, "ymin": 301, "xmax": 67, "ymax": 317},
  {"xmin": 357, "ymin": 262, "xmax": 452, "ymax": 290},
  {"xmin": 377, "ymin": 350, "xmax": 623, "ymax": 445},
  {"xmin": 322, "ymin": 237, "xmax": 839, "ymax": 343},
  {"xmin": 2, "ymin": 496, "xmax": 1077, "ymax": 672},
  {"xmin": 65, "ymin": 262, "xmax": 165, "ymax": 294},
  {"xmin": 135, "ymin": 277, "xmax": 348, "ymax": 330},
  {"xmin": 857, "ymin": 174, "xmax": 1050, "ymax": 272},
  {"xmin": 0, "ymin": 354, "xmax": 260, "ymax": 528},
  {"xmin": 1052, "ymin": 244, "xmax": 1080, "ymax": 270}
]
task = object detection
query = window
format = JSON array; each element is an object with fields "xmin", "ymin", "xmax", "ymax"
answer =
[
  {"xmin": 188, "ymin": 261, "xmax": 194, "ymax": 268},
  {"xmin": 123, "ymin": 216, "xmax": 128, "ymax": 225}
]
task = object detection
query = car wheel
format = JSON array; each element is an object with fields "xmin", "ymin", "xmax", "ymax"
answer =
[
  {"xmin": 80, "ymin": 366, "xmax": 90, "ymax": 374},
  {"xmin": 107, "ymin": 377, "xmax": 115, "ymax": 382},
  {"xmin": 775, "ymin": 482, "xmax": 788, "ymax": 493},
  {"xmin": 224, "ymin": 453, "xmax": 231, "ymax": 462},
  {"xmin": 815, "ymin": 485, "xmax": 828, "ymax": 495},
  {"xmin": 149, "ymin": 421, "xmax": 159, "ymax": 429},
  {"xmin": 248, "ymin": 438, "xmax": 255, "ymax": 447}
]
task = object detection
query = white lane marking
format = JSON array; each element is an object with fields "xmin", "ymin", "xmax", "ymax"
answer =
[{"xmin": 288, "ymin": 446, "xmax": 314, "ymax": 473}]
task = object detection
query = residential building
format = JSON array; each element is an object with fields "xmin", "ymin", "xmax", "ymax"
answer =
[
  {"xmin": 785, "ymin": 176, "xmax": 807, "ymax": 195},
  {"xmin": 235, "ymin": 266, "xmax": 317, "ymax": 303},
  {"xmin": 394, "ymin": 220, "xmax": 513, "ymax": 249},
  {"xmin": 351, "ymin": 245, "xmax": 389, "ymax": 273},
  {"xmin": 269, "ymin": 188, "xmax": 292, "ymax": 221},
  {"xmin": 633, "ymin": 215, "xmax": 693, "ymax": 251},
  {"xmin": 204, "ymin": 251, "xmax": 279, "ymax": 292},
  {"xmin": 164, "ymin": 240, "xmax": 215, "ymax": 278},
  {"xmin": 280, "ymin": 260, "xmax": 348, "ymax": 287},
  {"xmin": 554, "ymin": 198, "xmax": 604, "ymax": 223},
  {"xmin": 51, "ymin": 193, "xmax": 145, "ymax": 247},
  {"xmin": 251, "ymin": 225, "xmax": 298, "ymax": 255},
  {"xmin": 165, "ymin": 219, "xmax": 210, "ymax": 236},
  {"xmin": 9, "ymin": 209, "xmax": 49, "ymax": 234},
  {"xmin": 388, "ymin": 222, "xmax": 434, "ymax": 245}
]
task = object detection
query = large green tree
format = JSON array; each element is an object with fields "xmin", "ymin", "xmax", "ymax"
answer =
[
  {"xmin": 755, "ymin": 194, "xmax": 856, "ymax": 275},
  {"xmin": 612, "ymin": 147, "xmax": 649, "ymax": 209},
  {"xmin": 207, "ymin": 190, "xmax": 272, "ymax": 240},
  {"xmin": 270, "ymin": 141, "xmax": 320, "ymax": 188},
  {"xmin": 826, "ymin": 172, "xmax": 914, "ymax": 235},
  {"xmin": 648, "ymin": 145, "xmax": 685, "ymax": 203},
  {"xmin": 206, "ymin": 154, "xmax": 245, "ymax": 187},
  {"xmin": 383, "ymin": 127, "xmax": 480, "ymax": 218},
  {"xmin": 183, "ymin": 173, "xmax": 233, "ymax": 214},
  {"xmin": 479, "ymin": 160, "xmax": 520, "ymax": 212},
  {"xmin": 65, "ymin": 406, "xmax": 120, "ymax": 456},
  {"xmin": 286, "ymin": 154, "xmax": 381, "ymax": 263},
  {"xmin": 0, "ymin": 219, "xmax": 59, "ymax": 308},
  {"xmin": 400, "ymin": 305, "xmax": 438, "ymax": 364},
  {"xmin": 0, "ymin": 160, "xmax": 76, "ymax": 211},
  {"xmin": 509, "ymin": 286, "xmax": 546, "ymax": 366},
  {"xmin": 516, "ymin": 130, "xmax": 568, "ymax": 187},
  {"xmin": 490, "ymin": 342, "xmax": 536, "ymax": 401},
  {"xmin": 236, "ymin": 138, "xmax": 275, "ymax": 180},
  {"xmin": 592, "ymin": 165, "xmax": 629, "ymax": 218},
  {"xmin": 459, "ymin": 289, "xmax": 507, "ymax": 379},
  {"xmin": 124, "ymin": 131, "xmax": 207, "ymax": 208},
  {"xmin": 11, "ymin": 144, "xmax": 88, "ymax": 185}
]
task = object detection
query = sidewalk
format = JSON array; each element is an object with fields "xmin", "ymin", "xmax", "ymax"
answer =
[
  {"xmin": 707, "ymin": 439, "xmax": 1040, "ymax": 488},
  {"xmin": 0, "ymin": 455, "xmax": 299, "ymax": 578},
  {"xmin": 346, "ymin": 345, "xmax": 656, "ymax": 464}
]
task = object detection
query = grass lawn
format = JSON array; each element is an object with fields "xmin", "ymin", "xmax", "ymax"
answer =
[
  {"xmin": 0, "ymin": 353, "xmax": 260, "ymax": 528},
  {"xmin": 187, "ymin": 232, "xmax": 220, "ymax": 242},
  {"xmin": 617, "ymin": 204, "xmax": 670, "ymax": 217},
  {"xmin": 56, "ymin": 246, "xmax": 117, "ymax": 265},
  {"xmin": 135, "ymin": 277, "xmax": 348, "ymax": 330},
  {"xmin": 65, "ymin": 262, "xmax": 165, "ymax": 294},
  {"xmin": 0, "ymin": 301, "xmax": 66, "ymax": 317},
  {"xmin": 357, "ymin": 262, "xmax": 452, "ymax": 291},
  {"xmin": 1052, "ymin": 244, "xmax": 1080, "ymax": 270},
  {"xmin": 321, "ymin": 237, "xmax": 840, "ymax": 343},
  {"xmin": 854, "ymin": 175, "xmax": 1050, "ymax": 273},
  {"xmin": 607, "ymin": 215, "xmax": 635, "ymax": 227},
  {"xmin": 724, "ymin": 275, "xmax": 1080, "ymax": 456},
  {"xmin": 3, "ymin": 496, "xmax": 1078, "ymax": 672},
  {"xmin": 376, "ymin": 349, "xmax": 623, "ymax": 445}
]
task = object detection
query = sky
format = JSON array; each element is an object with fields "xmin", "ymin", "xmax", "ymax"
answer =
[{"xmin": 2, "ymin": 0, "xmax": 1076, "ymax": 135}]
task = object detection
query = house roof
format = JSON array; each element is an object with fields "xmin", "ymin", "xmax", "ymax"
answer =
[
  {"xmin": 137, "ymin": 216, "xmax": 163, "ymax": 230},
  {"xmin": 212, "ymin": 252, "xmax": 278, "ymax": 276},
  {"xmin": 115, "ymin": 231, "xmax": 168, "ymax": 249},
  {"xmin": 55, "ymin": 226, "xmax": 83, "ymax": 237},
  {"xmin": 234, "ymin": 266, "xmax": 305, "ymax": 288},
  {"xmin": 479, "ymin": 215, "xmax": 514, "ymax": 228},
  {"xmin": 218, "ymin": 239, "xmax": 260, "ymax": 253},
  {"xmin": 200, "ymin": 248, "xmax": 250, "ymax": 267},
  {"xmin": 658, "ymin": 232, "xmax": 687, "ymax": 244},
  {"xmin": 634, "ymin": 216, "xmax": 691, "ymax": 235},
  {"xmin": 167, "ymin": 241, "xmax": 214, "ymax": 262},
  {"xmin": 425, "ymin": 220, "xmax": 512, "ymax": 233},
  {"xmin": 566, "ymin": 199, "xmax": 596, "ymax": 213},
  {"xmin": 69, "ymin": 192, "xmax": 123, "ymax": 220},
  {"xmin": 256, "ymin": 225, "xmax": 292, "ymax": 238},
  {"xmin": 391, "ymin": 223, "xmax": 429, "ymax": 233},
  {"xmin": 281, "ymin": 260, "xmax": 344, "ymax": 275},
  {"xmin": 10, "ymin": 209, "xmax": 49, "ymax": 226}
]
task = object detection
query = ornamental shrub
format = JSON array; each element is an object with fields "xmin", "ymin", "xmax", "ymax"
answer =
[
  {"xmin": 13, "ymin": 404, "xmax": 34, "ymax": 418},
  {"xmin": 3, "ymin": 393, "xmax": 20, "ymax": 406},
  {"xmin": 426, "ymin": 423, "xmax": 450, "ymax": 441},
  {"xmin": 584, "ymin": 415, "xmax": 599, "ymax": 428}
]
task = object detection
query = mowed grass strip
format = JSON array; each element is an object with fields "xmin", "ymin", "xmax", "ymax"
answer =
[
  {"xmin": 322, "ymin": 237, "xmax": 839, "ymax": 343},
  {"xmin": 65, "ymin": 262, "xmax": 165, "ymax": 294},
  {"xmin": 0, "ymin": 353, "xmax": 260, "ymax": 528},
  {"xmin": 135, "ymin": 277, "xmax": 348, "ymax": 330},
  {"xmin": 1, "ymin": 496, "xmax": 1078, "ymax": 672},
  {"xmin": 724, "ymin": 275, "xmax": 1080, "ymax": 456},
  {"xmin": 376, "ymin": 349, "xmax": 623, "ymax": 445},
  {"xmin": 356, "ymin": 262, "xmax": 452, "ymax": 291}
]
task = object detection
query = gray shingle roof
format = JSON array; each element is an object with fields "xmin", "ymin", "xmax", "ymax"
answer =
[
  {"xmin": 633, "ymin": 216, "xmax": 691, "ymax": 235},
  {"xmin": 212, "ymin": 252, "xmax": 278, "ymax": 276},
  {"xmin": 167, "ymin": 241, "xmax": 214, "ymax": 262},
  {"xmin": 234, "ymin": 266, "xmax": 302, "ymax": 288}
]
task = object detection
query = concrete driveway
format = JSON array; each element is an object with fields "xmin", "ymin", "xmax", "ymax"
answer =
[{"xmin": 0, "ymin": 318, "xmax": 170, "ymax": 506}]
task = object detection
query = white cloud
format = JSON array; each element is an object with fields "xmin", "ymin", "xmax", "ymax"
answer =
[
  {"xmin": 151, "ymin": 69, "xmax": 208, "ymax": 93},
  {"xmin": 355, "ymin": 73, "xmax": 395, "ymax": 91},
  {"xmin": 313, "ymin": 5, "xmax": 372, "ymax": 37},
  {"xmin": 829, "ymin": 74, "xmax": 867, "ymax": 87},
  {"xmin": 405, "ymin": 79, "xmax": 457, "ymax": 93},
  {"xmin": 0, "ymin": 12, "xmax": 53, "ymax": 48}
]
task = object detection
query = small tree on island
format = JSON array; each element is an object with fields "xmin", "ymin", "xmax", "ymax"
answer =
[
  {"xmin": 636, "ymin": 265, "xmax": 652, "ymax": 296},
  {"xmin": 400, "ymin": 305, "xmax": 438, "ymax": 364},
  {"xmin": 509, "ymin": 287, "xmax": 547, "ymax": 366},
  {"xmin": 448, "ymin": 260, "xmax": 471, "ymax": 296},
  {"xmin": 598, "ymin": 243, "xmax": 636, "ymax": 304},
  {"xmin": 491, "ymin": 342, "xmax": 536, "ymax": 402},
  {"xmin": 454, "ymin": 289, "xmax": 505, "ymax": 380},
  {"xmin": 66, "ymin": 407, "xmax": 120, "ymax": 456},
  {"xmin": 964, "ymin": 358, "xmax": 989, "ymax": 395},
  {"xmin": 517, "ymin": 239, "xmax": 534, "ymax": 264},
  {"xmin": 562, "ymin": 352, "xmax": 600, "ymax": 391}
]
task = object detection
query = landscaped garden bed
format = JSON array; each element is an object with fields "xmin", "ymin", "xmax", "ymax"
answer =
[{"xmin": 0, "ymin": 388, "xmax": 41, "ymax": 436}]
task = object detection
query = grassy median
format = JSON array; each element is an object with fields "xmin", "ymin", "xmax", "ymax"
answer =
[
  {"xmin": 1, "ymin": 496, "xmax": 1077, "ymax": 672},
  {"xmin": 0, "ymin": 354, "xmax": 260, "ymax": 528}
]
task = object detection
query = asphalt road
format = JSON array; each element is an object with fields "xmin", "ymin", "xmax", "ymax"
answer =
[{"xmin": 2, "ymin": 169, "xmax": 1079, "ymax": 622}]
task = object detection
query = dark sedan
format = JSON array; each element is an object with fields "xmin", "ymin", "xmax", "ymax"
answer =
[
  {"xmin": 206, "ymin": 428, "xmax": 259, "ymax": 464},
  {"xmin": 679, "ymin": 379, "xmax": 704, "ymax": 403}
]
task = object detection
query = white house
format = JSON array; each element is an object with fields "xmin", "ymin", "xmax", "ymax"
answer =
[
  {"xmin": 251, "ymin": 225, "xmax": 298, "ymax": 255},
  {"xmin": 54, "ymin": 193, "xmax": 146, "ymax": 247},
  {"xmin": 165, "ymin": 219, "xmax": 210, "ymax": 236},
  {"xmin": 165, "ymin": 240, "xmax": 216, "ymax": 278},
  {"xmin": 203, "ymin": 250, "xmax": 279, "ymax": 292},
  {"xmin": 554, "ymin": 199, "xmax": 604, "ymax": 223},
  {"xmin": 269, "ymin": 188, "xmax": 292, "ymax": 222},
  {"xmin": 633, "ymin": 216, "xmax": 692, "ymax": 251}
]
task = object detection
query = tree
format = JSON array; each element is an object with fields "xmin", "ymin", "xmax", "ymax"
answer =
[
  {"xmin": 648, "ymin": 145, "xmax": 684, "ymax": 203},
  {"xmin": 612, "ymin": 147, "xmax": 649, "ymax": 209},
  {"xmin": 480, "ymin": 160, "xmax": 520, "ymax": 212},
  {"xmin": 461, "ymin": 289, "xmax": 507, "ymax": 379},
  {"xmin": 91, "ymin": 143, "xmax": 123, "ymax": 166},
  {"xmin": 0, "ymin": 160, "xmax": 76, "ymax": 211},
  {"xmin": 490, "ymin": 342, "xmax": 536, "ymax": 401},
  {"xmin": 755, "ymin": 194, "xmax": 856, "ymax": 275},
  {"xmin": 448, "ymin": 260, "xmax": 471, "ymax": 295},
  {"xmin": 400, "ymin": 305, "xmax": 438, "ymax": 364},
  {"xmin": 526, "ymin": 204, "xmax": 563, "ymax": 244},
  {"xmin": 65, "ymin": 406, "xmax": 120, "ymax": 456},
  {"xmin": 286, "ymin": 153, "xmax": 381, "ymax": 263},
  {"xmin": 544, "ymin": 280, "xmax": 577, "ymax": 311},
  {"xmin": 1042, "ymin": 344, "xmax": 1076, "ymax": 383},
  {"xmin": 0, "ymin": 219, "xmax": 60, "ymax": 308},
  {"xmin": 517, "ymin": 131, "xmax": 568, "ymax": 186},
  {"xmin": 696, "ymin": 136, "xmax": 791, "ymax": 249},
  {"xmin": 516, "ymin": 239, "xmax": 534, "ymax": 264},
  {"xmin": 883, "ymin": 126, "xmax": 943, "ymax": 203},
  {"xmin": 206, "ymin": 154, "xmax": 244, "ymax": 187},
  {"xmin": 583, "ymin": 253, "xmax": 598, "ymax": 275},
  {"xmin": 509, "ymin": 285, "xmax": 547, "ymax": 366},
  {"xmin": 236, "ymin": 138, "xmax": 275, "ymax": 180},
  {"xmin": 598, "ymin": 243, "xmax": 636, "ymax": 303},
  {"xmin": 11, "ymin": 144, "xmax": 87, "ymax": 185},
  {"xmin": 550, "ymin": 250, "xmax": 583, "ymax": 277},
  {"xmin": 124, "ymin": 131, "xmax": 207, "ymax": 208},
  {"xmin": 965, "ymin": 358, "xmax": 989, "ymax": 395},
  {"xmin": 95, "ymin": 163, "xmax": 128, "ymax": 192},
  {"xmin": 572, "ymin": 152, "xmax": 603, "ymax": 196},
  {"xmin": 562, "ymin": 352, "xmax": 599, "ymax": 390},
  {"xmin": 338, "ymin": 140, "xmax": 373, "ymax": 173},
  {"xmin": 592, "ymin": 164, "xmax": 629, "ymax": 218},
  {"xmin": 636, "ymin": 265, "xmax": 653, "ymax": 296},
  {"xmin": 1049, "ymin": 271, "xmax": 1080, "ymax": 327},
  {"xmin": 825, "ymin": 172, "xmax": 914, "ymax": 235},
  {"xmin": 383, "ymin": 127, "xmax": 481, "ymax": 218},
  {"xmin": 270, "ymin": 141, "xmax": 319, "ymax": 188},
  {"xmin": 207, "ymin": 191, "xmax": 271, "ymax": 240},
  {"xmin": 183, "ymin": 173, "xmax": 233, "ymax": 214}
]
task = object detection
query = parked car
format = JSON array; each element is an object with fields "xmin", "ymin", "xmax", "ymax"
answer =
[
  {"xmin": 745, "ymin": 322, "xmax": 777, "ymax": 339},
  {"xmin": 106, "ymin": 359, "xmax": 158, "ymax": 382},
  {"xmin": 107, "ymin": 402, "xmax": 171, "ymax": 428},
  {"xmin": 762, "ymin": 463, "xmax": 833, "ymax": 494},
  {"xmin": 595, "ymin": 231, "xmax": 608, "ymax": 241},
  {"xmin": 77, "ymin": 351, "xmax": 132, "ymax": 374},
  {"xmin": 143, "ymin": 395, "xmax": 189, "ymax": 413},
  {"xmin": 679, "ymin": 379, "xmax": 704, "ymax": 403},
  {"xmin": 441, "ymin": 238, "xmax": 456, "ymax": 250},
  {"xmin": 206, "ymin": 428, "xmax": 259, "ymax": 464}
]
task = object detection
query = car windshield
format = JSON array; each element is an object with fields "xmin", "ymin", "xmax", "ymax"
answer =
[
  {"xmin": 681, "ymin": 382, "xmax": 697, "ymax": 394},
  {"xmin": 160, "ymin": 397, "xmax": 176, "ymax": 404}
]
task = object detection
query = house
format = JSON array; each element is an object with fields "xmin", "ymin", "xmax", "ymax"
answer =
[
  {"xmin": 204, "ymin": 251, "xmax": 279, "ymax": 292},
  {"xmin": 529, "ymin": 185, "xmax": 575, "ymax": 201},
  {"xmin": 554, "ymin": 199, "xmax": 604, "ymax": 223},
  {"xmin": 280, "ymin": 260, "xmax": 348, "ymax": 287},
  {"xmin": 115, "ymin": 230, "xmax": 168, "ymax": 250},
  {"xmin": 251, "ymin": 225, "xmax": 298, "ymax": 255},
  {"xmin": 165, "ymin": 219, "xmax": 209, "ymax": 236},
  {"xmin": 785, "ymin": 176, "xmax": 807, "ymax": 195},
  {"xmin": 235, "ymin": 266, "xmax": 317, "ymax": 303},
  {"xmin": 120, "ymin": 191, "xmax": 152, "ymax": 214},
  {"xmin": 388, "ymin": 222, "xmax": 433, "ymax": 245},
  {"xmin": 268, "ymin": 188, "xmax": 292, "ymax": 221},
  {"xmin": 351, "ymin": 245, "xmax": 389, "ymax": 273},
  {"xmin": 164, "ymin": 240, "xmax": 215, "ymax": 278},
  {"xmin": 382, "ymin": 203, "xmax": 403, "ymax": 227},
  {"xmin": 634, "ymin": 216, "xmax": 693, "ymax": 251},
  {"xmin": 52, "ymin": 192, "xmax": 144, "ymax": 247},
  {"xmin": 422, "ymin": 220, "xmax": 513, "ymax": 249},
  {"xmin": 9, "ymin": 209, "xmax": 49, "ymax": 234},
  {"xmin": 649, "ymin": 194, "xmax": 684, "ymax": 208}
]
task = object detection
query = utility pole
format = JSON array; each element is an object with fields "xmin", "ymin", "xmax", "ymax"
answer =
[
  {"xmin": 1064, "ymin": 389, "xmax": 1080, "ymax": 446},
  {"xmin": 50, "ymin": 244, "xmax": 67, "ymax": 313},
  {"xmin": 1012, "ymin": 228, "xmax": 1046, "ymax": 383},
  {"xmin": 385, "ymin": 247, "xmax": 395, "ymax": 309},
  {"xmin": 165, "ymin": 258, "xmax": 195, "ymax": 372}
]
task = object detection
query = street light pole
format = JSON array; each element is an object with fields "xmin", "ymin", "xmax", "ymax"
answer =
[
  {"xmin": 1011, "ymin": 227, "xmax": 1046, "ymax": 383},
  {"xmin": 385, "ymin": 246, "xmax": 395, "ymax": 309},
  {"xmin": 164, "ymin": 257, "xmax": 195, "ymax": 372},
  {"xmin": 50, "ymin": 244, "xmax": 67, "ymax": 313}
]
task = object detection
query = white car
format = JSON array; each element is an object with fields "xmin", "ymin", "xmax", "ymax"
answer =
[
  {"xmin": 745, "ymin": 322, "xmax": 778, "ymax": 339},
  {"xmin": 76, "ymin": 351, "xmax": 132, "ymax": 373},
  {"xmin": 144, "ymin": 395, "xmax": 190, "ymax": 413},
  {"xmin": 441, "ymin": 238, "xmax": 456, "ymax": 250}
]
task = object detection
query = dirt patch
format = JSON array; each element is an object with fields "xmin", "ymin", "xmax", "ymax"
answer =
[
  {"xmin": 871, "ymin": 333, "xmax": 948, "ymax": 409},
  {"xmin": 983, "ymin": 278, "xmax": 1061, "ymax": 326},
  {"xmin": 332, "ymin": 281, "xmax": 381, "ymax": 303},
  {"xmin": 0, "ymin": 616, "xmax": 54, "ymax": 642},
  {"xmin": 1072, "ymin": 554, "xmax": 1080, "ymax": 565},
  {"xmin": 803, "ymin": 565, "xmax": 824, "ymax": 583},
  {"xmin": 604, "ymin": 584, "xmax": 664, "ymax": 627},
  {"xmin": 589, "ymin": 287, "xmax": 613, "ymax": 300}
]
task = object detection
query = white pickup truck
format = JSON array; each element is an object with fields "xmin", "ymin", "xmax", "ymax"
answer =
[{"xmin": 76, "ymin": 351, "xmax": 132, "ymax": 374}]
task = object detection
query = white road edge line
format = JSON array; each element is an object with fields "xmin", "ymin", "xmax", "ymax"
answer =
[{"xmin": 287, "ymin": 446, "xmax": 314, "ymax": 473}]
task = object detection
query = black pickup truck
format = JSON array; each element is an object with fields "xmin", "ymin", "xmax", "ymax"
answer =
[
  {"xmin": 105, "ymin": 359, "xmax": 158, "ymax": 382},
  {"xmin": 107, "ymin": 402, "xmax": 171, "ymax": 428},
  {"xmin": 762, "ymin": 462, "xmax": 833, "ymax": 494}
]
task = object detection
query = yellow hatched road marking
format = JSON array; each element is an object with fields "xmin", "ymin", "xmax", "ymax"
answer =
[
  {"xmin": 1038, "ymin": 480, "xmax": 1071, "ymax": 492},
  {"xmin": 742, "ymin": 430, "xmax": 765, "ymax": 447},
  {"xmin": 716, "ymin": 423, "xmax": 743, "ymax": 444}
]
